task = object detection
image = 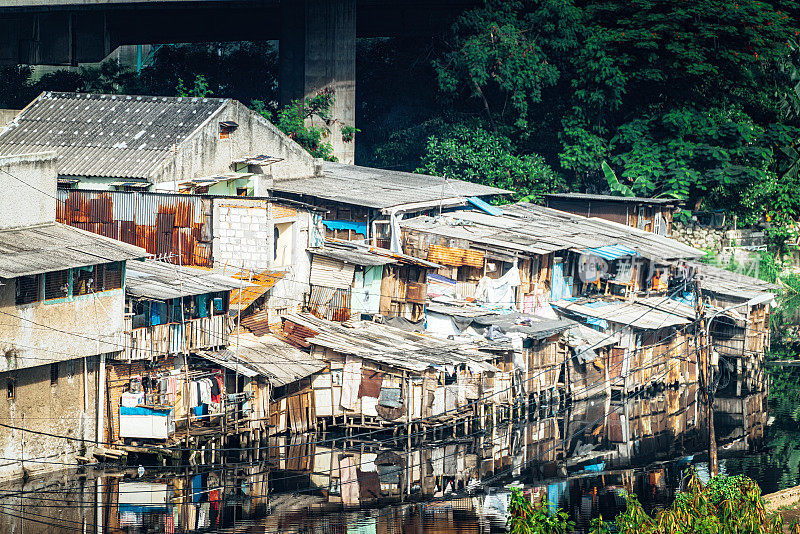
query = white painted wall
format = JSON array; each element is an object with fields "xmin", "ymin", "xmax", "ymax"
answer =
[
  {"xmin": 154, "ymin": 99, "xmax": 318, "ymax": 184},
  {"xmin": 0, "ymin": 284, "xmax": 125, "ymax": 372},
  {"xmin": 0, "ymin": 152, "xmax": 58, "ymax": 230}
]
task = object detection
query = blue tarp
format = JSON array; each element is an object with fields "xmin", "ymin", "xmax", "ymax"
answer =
[
  {"xmin": 551, "ymin": 263, "xmax": 572, "ymax": 300},
  {"xmin": 120, "ymin": 406, "xmax": 172, "ymax": 417},
  {"xmin": 467, "ymin": 196, "xmax": 503, "ymax": 216},
  {"xmin": 582, "ymin": 244, "xmax": 639, "ymax": 261},
  {"xmin": 322, "ymin": 219, "xmax": 368, "ymax": 235}
]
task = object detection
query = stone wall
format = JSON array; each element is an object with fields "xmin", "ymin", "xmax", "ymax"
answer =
[
  {"xmin": 672, "ymin": 223, "xmax": 765, "ymax": 254},
  {"xmin": 671, "ymin": 223, "xmax": 727, "ymax": 253}
]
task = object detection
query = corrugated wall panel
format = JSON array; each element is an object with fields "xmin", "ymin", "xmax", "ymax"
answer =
[
  {"xmin": 55, "ymin": 190, "xmax": 212, "ymax": 267},
  {"xmin": 309, "ymin": 255, "xmax": 355, "ymax": 289}
]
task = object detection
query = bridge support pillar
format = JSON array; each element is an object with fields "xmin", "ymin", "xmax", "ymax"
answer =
[{"xmin": 279, "ymin": 0, "xmax": 356, "ymax": 164}]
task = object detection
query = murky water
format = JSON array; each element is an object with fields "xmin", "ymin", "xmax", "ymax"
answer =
[{"xmin": 0, "ymin": 383, "xmax": 787, "ymax": 533}]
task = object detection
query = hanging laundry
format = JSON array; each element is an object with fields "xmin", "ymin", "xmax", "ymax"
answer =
[
  {"xmin": 340, "ymin": 456, "xmax": 360, "ymax": 506},
  {"xmin": 358, "ymin": 368, "xmax": 382, "ymax": 398},
  {"xmin": 199, "ymin": 379, "xmax": 212, "ymax": 405},
  {"xmin": 340, "ymin": 357, "xmax": 362, "ymax": 411},
  {"xmin": 210, "ymin": 375, "xmax": 221, "ymax": 402}
]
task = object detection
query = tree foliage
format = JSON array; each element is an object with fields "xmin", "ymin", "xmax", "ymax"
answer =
[
  {"xmin": 417, "ymin": 123, "xmax": 564, "ymax": 201},
  {"xmin": 590, "ymin": 471, "xmax": 787, "ymax": 534},
  {"xmin": 254, "ymin": 90, "xmax": 338, "ymax": 161},
  {"xmin": 360, "ymin": 0, "xmax": 800, "ymax": 222}
]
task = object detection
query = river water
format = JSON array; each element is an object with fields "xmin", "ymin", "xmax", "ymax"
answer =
[{"xmin": 0, "ymin": 382, "xmax": 791, "ymax": 533}]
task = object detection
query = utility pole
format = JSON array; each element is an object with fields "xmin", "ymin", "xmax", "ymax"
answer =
[{"xmin": 694, "ymin": 277, "xmax": 718, "ymax": 476}]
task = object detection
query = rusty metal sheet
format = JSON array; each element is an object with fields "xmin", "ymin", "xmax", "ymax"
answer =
[{"xmin": 56, "ymin": 190, "xmax": 212, "ymax": 267}]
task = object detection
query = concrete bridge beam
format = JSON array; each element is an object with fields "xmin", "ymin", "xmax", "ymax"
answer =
[{"xmin": 280, "ymin": 0, "xmax": 356, "ymax": 164}]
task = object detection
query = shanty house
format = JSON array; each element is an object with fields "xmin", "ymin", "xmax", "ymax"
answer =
[
  {"xmin": 270, "ymin": 162, "xmax": 509, "ymax": 249},
  {"xmin": 425, "ymin": 302, "xmax": 574, "ymax": 402},
  {"xmin": 402, "ymin": 203, "xmax": 703, "ymax": 315},
  {"xmin": 282, "ymin": 312, "xmax": 504, "ymax": 431},
  {"xmin": 106, "ymin": 258, "xmax": 245, "ymax": 444},
  {"xmin": 552, "ymin": 297, "xmax": 701, "ymax": 395},
  {"xmin": 0, "ymin": 92, "xmax": 317, "ymax": 190},
  {"xmin": 200, "ymin": 332, "xmax": 326, "ymax": 435},
  {"xmin": 0, "ymin": 152, "xmax": 147, "ymax": 480},
  {"xmin": 692, "ymin": 261, "xmax": 778, "ymax": 395},
  {"xmin": 544, "ymin": 193, "xmax": 678, "ymax": 236},
  {"xmin": 307, "ymin": 240, "xmax": 440, "ymax": 322}
]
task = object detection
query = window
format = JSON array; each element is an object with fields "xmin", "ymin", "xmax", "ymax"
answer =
[
  {"xmin": 7, "ymin": 378, "xmax": 15, "ymax": 400},
  {"xmin": 72, "ymin": 266, "xmax": 95, "ymax": 296},
  {"xmin": 236, "ymin": 187, "xmax": 248, "ymax": 196},
  {"xmin": 97, "ymin": 262, "xmax": 123, "ymax": 291},
  {"xmin": 15, "ymin": 274, "xmax": 41, "ymax": 305},
  {"xmin": 44, "ymin": 270, "xmax": 70, "ymax": 300},
  {"xmin": 50, "ymin": 363, "xmax": 59, "ymax": 386},
  {"xmin": 219, "ymin": 121, "xmax": 238, "ymax": 140}
]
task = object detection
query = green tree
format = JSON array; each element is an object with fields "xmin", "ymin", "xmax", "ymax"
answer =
[
  {"xmin": 176, "ymin": 74, "xmax": 213, "ymax": 98},
  {"xmin": 434, "ymin": 0, "xmax": 579, "ymax": 136},
  {"xmin": 561, "ymin": 0, "xmax": 800, "ymax": 209},
  {"xmin": 254, "ymin": 90, "xmax": 338, "ymax": 161},
  {"xmin": 417, "ymin": 123, "xmax": 564, "ymax": 202}
]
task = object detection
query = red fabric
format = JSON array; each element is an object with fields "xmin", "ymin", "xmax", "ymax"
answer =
[{"xmin": 211, "ymin": 375, "xmax": 223, "ymax": 403}]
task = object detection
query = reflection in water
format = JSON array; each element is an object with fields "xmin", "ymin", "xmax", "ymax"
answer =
[{"xmin": 0, "ymin": 385, "xmax": 770, "ymax": 533}]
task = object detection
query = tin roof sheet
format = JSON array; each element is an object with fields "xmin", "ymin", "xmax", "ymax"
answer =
[
  {"xmin": 284, "ymin": 312, "xmax": 500, "ymax": 373},
  {"xmin": 227, "ymin": 270, "xmax": 286, "ymax": 315},
  {"xmin": 688, "ymin": 261, "xmax": 780, "ymax": 301},
  {"xmin": 0, "ymin": 92, "xmax": 227, "ymax": 179},
  {"xmin": 402, "ymin": 202, "xmax": 703, "ymax": 262},
  {"xmin": 271, "ymin": 162, "xmax": 510, "ymax": 211},
  {"xmin": 310, "ymin": 240, "xmax": 441, "ymax": 269},
  {"xmin": 125, "ymin": 259, "xmax": 248, "ymax": 300},
  {"xmin": 202, "ymin": 332, "xmax": 325, "ymax": 386},
  {"xmin": 0, "ymin": 222, "xmax": 147, "ymax": 278},
  {"xmin": 551, "ymin": 297, "xmax": 694, "ymax": 330},
  {"xmin": 545, "ymin": 193, "xmax": 678, "ymax": 205}
]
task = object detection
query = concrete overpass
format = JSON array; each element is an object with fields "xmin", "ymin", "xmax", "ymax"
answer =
[{"xmin": 0, "ymin": 0, "xmax": 478, "ymax": 162}]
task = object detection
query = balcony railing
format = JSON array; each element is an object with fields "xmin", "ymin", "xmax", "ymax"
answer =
[{"xmin": 123, "ymin": 314, "xmax": 229, "ymax": 360}]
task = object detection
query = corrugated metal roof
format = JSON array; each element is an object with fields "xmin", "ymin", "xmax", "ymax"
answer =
[
  {"xmin": 402, "ymin": 203, "xmax": 704, "ymax": 262},
  {"xmin": 310, "ymin": 246, "xmax": 396, "ymax": 267},
  {"xmin": 271, "ymin": 162, "xmax": 510, "ymax": 211},
  {"xmin": 0, "ymin": 222, "xmax": 147, "ymax": 278},
  {"xmin": 201, "ymin": 332, "xmax": 325, "ymax": 387},
  {"xmin": 551, "ymin": 297, "xmax": 694, "ymax": 330},
  {"xmin": 310, "ymin": 240, "xmax": 442, "ymax": 269},
  {"xmin": 125, "ymin": 259, "xmax": 249, "ymax": 301},
  {"xmin": 583, "ymin": 244, "xmax": 639, "ymax": 261},
  {"xmin": 0, "ymin": 92, "xmax": 227, "ymax": 179},
  {"xmin": 227, "ymin": 270, "xmax": 286, "ymax": 315},
  {"xmin": 688, "ymin": 261, "xmax": 779, "ymax": 301},
  {"xmin": 545, "ymin": 193, "xmax": 678, "ymax": 205},
  {"xmin": 284, "ymin": 312, "xmax": 500, "ymax": 373}
]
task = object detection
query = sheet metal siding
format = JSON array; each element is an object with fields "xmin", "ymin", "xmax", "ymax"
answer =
[
  {"xmin": 57, "ymin": 190, "xmax": 212, "ymax": 267},
  {"xmin": 309, "ymin": 255, "xmax": 355, "ymax": 289}
]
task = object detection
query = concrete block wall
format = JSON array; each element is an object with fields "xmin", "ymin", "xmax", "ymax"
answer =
[{"xmin": 213, "ymin": 198, "xmax": 273, "ymax": 271}]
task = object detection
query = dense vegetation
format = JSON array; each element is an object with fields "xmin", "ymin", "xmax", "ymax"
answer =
[
  {"xmin": 3, "ymin": 1, "xmax": 800, "ymax": 220},
  {"xmin": 509, "ymin": 471, "xmax": 794, "ymax": 534}
]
